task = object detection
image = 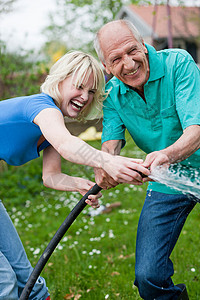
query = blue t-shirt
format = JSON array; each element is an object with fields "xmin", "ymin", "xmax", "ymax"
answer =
[{"xmin": 0, "ymin": 93, "xmax": 62, "ymax": 166}]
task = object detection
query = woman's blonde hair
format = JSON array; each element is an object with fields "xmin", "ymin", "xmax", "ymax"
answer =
[{"xmin": 41, "ymin": 50, "xmax": 106, "ymax": 121}]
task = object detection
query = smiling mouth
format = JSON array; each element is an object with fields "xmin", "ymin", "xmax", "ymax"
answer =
[
  {"xmin": 71, "ymin": 100, "xmax": 85, "ymax": 111},
  {"xmin": 126, "ymin": 67, "xmax": 139, "ymax": 76}
]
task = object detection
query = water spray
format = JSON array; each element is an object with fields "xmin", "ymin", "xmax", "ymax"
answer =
[{"xmin": 149, "ymin": 164, "xmax": 200, "ymax": 201}]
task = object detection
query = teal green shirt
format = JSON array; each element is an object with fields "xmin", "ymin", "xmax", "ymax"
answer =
[{"xmin": 102, "ymin": 44, "xmax": 200, "ymax": 194}]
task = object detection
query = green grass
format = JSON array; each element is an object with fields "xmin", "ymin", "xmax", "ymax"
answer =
[{"xmin": 0, "ymin": 133, "xmax": 200, "ymax": 299}]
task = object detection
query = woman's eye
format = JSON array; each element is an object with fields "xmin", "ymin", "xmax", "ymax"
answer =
[{"xmin": 89, "ymin": 90, "xmax": 95, "ymax": 94}]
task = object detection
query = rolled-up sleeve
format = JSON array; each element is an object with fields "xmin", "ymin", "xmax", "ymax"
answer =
[
  {"xmin": 175, "ymin": 55, "xmax": 200, "ymax": 130},
  {"xmin": 102, "ymin": 95, "xmax": 126, "ymax": 147}
]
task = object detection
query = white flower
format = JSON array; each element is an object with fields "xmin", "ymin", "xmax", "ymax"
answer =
[
  {"xmin": 109, "ymin": 230, "xmax": 115, "ymax": 239},
  {"xmin": 191, "ymin": 268, "xmax": 196, "ymax": 272},
  {"xmin": 33, "ymin": 248, "xmax": 40, "ymax": 255},
  {"xmin": 105, "ymin": 294, "xmax": 109, "ymax": 299},
  {"xmin": 101, "ymin": 232, "xmax": 106, "ymax": 238},
  {"xmin": 55, "ymin": 204, "xmax": 61, "ymax": 210},
  {"xmin": 59, "ymin": 196, "xmax": 66, "ymax": 202},
  {"xmin": 57, "ymin": 245, "xmax": 63, "ymax": 250}
]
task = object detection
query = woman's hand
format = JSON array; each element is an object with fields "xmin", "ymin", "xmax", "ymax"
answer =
[
  {"xmin": 75, "ymin": 178, "xmax": 102, "ymax": 209},
  {"xmin": 103, "ymin": 156, "xmax": 150, "ymax": 185}
]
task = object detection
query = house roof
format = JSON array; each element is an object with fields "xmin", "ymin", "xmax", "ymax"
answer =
[{"xmin": 125, "ymin": 5, "xmax": 200, "ymax": 39}]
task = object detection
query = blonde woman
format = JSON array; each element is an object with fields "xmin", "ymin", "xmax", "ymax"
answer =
[{"xmin": 0, "ymin": 51, "xmax": 149, "ymax": 299}]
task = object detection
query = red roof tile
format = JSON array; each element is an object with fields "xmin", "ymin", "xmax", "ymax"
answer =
[{"xmin": 128, "ymin": 5, "xmax": 200, "ymax": 38}]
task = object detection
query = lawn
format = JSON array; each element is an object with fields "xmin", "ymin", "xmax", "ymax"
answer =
[{"xmin": 0, "ymin": 133, "xmax": 200, "ymax": 299}]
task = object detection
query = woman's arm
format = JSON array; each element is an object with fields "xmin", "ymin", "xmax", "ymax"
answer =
[
  {"xmin": 34, "ymin": 108, "xmax": 150, "ymax": 184},
  {"xmin": 94, "ymin": 139, "xmax": 147, "ymax": 188},
  {"xmin": 42, "ymin": 145, "xmax": 101, "ymax": 207},
  {"xmin": 94, "ymin": 140, "xmax": 122, "ymax": 189}
]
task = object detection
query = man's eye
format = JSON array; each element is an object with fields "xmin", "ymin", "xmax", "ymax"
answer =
[
  {"xmin": 129, "ymin": 48, "xmax": 137, "ymax": 54},
  {"xmin": 78, "ymin": 85, "xmax": 83, "ymax": 90},
  {"xmin": 113, "ymin": 57, "xmax": 120, "ymax": 63}
]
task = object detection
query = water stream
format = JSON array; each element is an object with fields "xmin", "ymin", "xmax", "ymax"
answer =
[{"xmin": 149, "ymin": 164, "xmax": 200, "ymax": 201}]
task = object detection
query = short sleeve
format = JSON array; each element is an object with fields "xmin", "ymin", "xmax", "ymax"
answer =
[
  {"xmin": 175, "ymin": 54, "xmax": 200, "ymax": 130},
  {"xmin": 25, "ymin": 93, "xmax": 62, "ymax": 122},
  {"xmin": 102, "ymin": 95, "xmax": 126, "ymax": 147}
]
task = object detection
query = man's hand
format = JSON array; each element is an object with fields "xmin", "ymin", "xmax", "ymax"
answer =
[
  {"xmin": 143, "ymin": 151, "xmax": 170, "ymax": 171},
  {"xmin": 94, "ymin": 167, "xmax": 119, "ymax": 190},
  {"xmin": 142, "ymin": 125, "xmax": 200, "ymax": 180},
  {"xmin": 142, "ymin": 151, "xmax": 170, "ymax": 182},
  {"xmin": 99, "ymin": 140, "xmax": 150, "ymax": 187}
]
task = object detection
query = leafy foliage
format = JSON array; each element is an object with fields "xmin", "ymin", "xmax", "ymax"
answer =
[
  {"xmin": 43, "ymin": 0, "xmax": 141, "ymax": 54},
  {"xmin": 0, "ymin": 0, "xmax": 16, "ymax": 15},
  {"xmin": 0, "ymin": 41, "xmax": 48, "ymax": 100}
]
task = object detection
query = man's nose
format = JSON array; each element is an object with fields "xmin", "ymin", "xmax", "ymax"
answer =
[{"xmin": 123, "ymin": 55, "xmax": 135, "ymax": 68}]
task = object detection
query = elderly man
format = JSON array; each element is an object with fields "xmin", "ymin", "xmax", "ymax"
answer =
[{"xmin": 94, "ymin": 20, "xmax": 200, "ymax": 299}]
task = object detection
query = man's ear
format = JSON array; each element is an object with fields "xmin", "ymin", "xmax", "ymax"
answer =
[
  {"xmin": 102, "ymin": 62, "xmax": 111, "ymax": 75},
  {"xmin": 142, "ymin": 41, "xmax": 148, "ymax": 54}
]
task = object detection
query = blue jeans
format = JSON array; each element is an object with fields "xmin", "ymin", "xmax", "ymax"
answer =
[
  {"xmin": 134, "ymin": 191, "xmax": 196, "ymax": 300},
  {"xmin": 0, "ymin": 200, "xmax": 49, "ymax": 300}
]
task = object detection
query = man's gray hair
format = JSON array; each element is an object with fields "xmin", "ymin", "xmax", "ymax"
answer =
[{"xmin": 94, "ymin": 19, "xmax": 143, "ymax": 63}]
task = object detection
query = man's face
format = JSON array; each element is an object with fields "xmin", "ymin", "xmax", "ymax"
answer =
[{"xmin": 100, "ymin": 24, "xmax": 150, "ymax": 91}]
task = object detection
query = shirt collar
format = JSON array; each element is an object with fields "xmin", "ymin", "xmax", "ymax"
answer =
[
  {"xmin": 146, "ymin": 44, "xmax": 165, "ymax": 82},
  {"xmin": 119, "ymin": 44, "xmax": 165, "ymax": 95}
]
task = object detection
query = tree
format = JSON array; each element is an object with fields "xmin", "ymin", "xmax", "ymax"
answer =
[
  {"xmin": 0, "ymin": 0, "xmax": 16, "ymax": 15},
  {"xmin": 0, "ymin": 41, "xmax": 47, "ymax": 99},
  {"xmin": 43, "ymin": 0, "xmax": 142, "ymax": 54}
]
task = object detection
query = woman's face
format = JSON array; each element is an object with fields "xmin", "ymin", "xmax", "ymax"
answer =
[{"xmin": 58, "ymin": 73, "xmax": 96, "ymax": 118}]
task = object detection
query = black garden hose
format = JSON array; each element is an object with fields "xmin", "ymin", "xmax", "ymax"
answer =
[{"xmin": 20, "ymin": 183, "xmax": 102, "ymax": 300}]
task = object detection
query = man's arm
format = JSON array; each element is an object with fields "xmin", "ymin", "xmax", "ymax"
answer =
[
  {"xmin": 94, "ymin": 140, "xmax": 149, "ymax": 188},
  {"xmin": 143, "ymin": 125, "xmax": 200, "ymax": 171},
  {"xmin": 101, "ymin": 139, "xmax": 122, "ymax": 155}
]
